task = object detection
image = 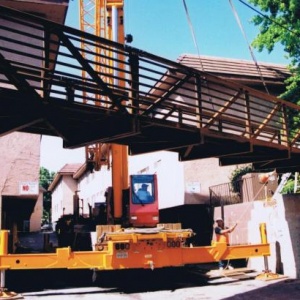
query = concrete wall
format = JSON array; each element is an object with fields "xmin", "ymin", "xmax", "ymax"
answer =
[
  {"xmin": 279, "ymin": 194, "xmax": 300, "ymax": 278},
  {"xmin": 214, "ymin": 193, "xmax": 300, "ymax": 279}
]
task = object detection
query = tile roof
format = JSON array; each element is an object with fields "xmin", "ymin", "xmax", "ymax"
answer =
[
  {"xmin": 177, "ymin": 54, "xmax": 290, "ymax": 84},
  {"xmin": 48, "ymin": 163, "xmax": 84, "ymax": 191},
  {"xmin": 58, "ymin": 163, "xmax": 83, "ymax": 174}
]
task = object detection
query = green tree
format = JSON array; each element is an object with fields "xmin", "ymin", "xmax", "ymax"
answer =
[
  {"xmin": 281, "ymin": 178, "xmax": 298, "ymax": 194},
  {"xmin": 248, "ymin": 0, "xmax": 300, "ymax": 191},
  {"xmin": 230, "ymin": 165, "xmax": 253, "ymax": 193},
  {"xmin": 249, "ymin": 0, "xmax": 300, "ymax": 103},
  {"xmin": 39, "ymin": 167, "xmax": 56, "ymax": 224}
]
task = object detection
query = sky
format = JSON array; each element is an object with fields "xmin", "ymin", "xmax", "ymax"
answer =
[{"xmin": 40, "ymin": 0, "xmax": 290, "ymax": 172}]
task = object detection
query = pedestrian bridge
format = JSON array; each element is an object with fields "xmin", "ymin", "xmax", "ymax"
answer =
[{"xmin": 0, "ymin": 5, "xmax": 300, "ymax": 171}]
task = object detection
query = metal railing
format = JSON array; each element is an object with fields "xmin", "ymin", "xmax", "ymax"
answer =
[
  {"xmin": 209, "ymin": 174, "xmax": 278, "ymax": 207},
  {"xmin": 209, "ymin": 181, "xmax": 242, "ymax": 207}
]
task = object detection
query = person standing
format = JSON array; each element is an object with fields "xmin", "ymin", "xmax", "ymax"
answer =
[{"xmin": 215, "ymin": 217, "xmax": 238, "ymax": 270}]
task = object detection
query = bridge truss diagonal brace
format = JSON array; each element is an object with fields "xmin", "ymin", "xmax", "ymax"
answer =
[
  {"xmin": 252, "ymin": 102, "xmax": 287, "ymax": 143},
  {"xmin": 0, "ymin": 52, "xmax": 42, "ymax": 103},
  {"xmin": 142, "ymin": 73, "xmax": 193, "ymax": 117},
  {"xmin": 52, "ymin": 29, "xmax": 128, "ymax": 114},
  {"xmin": 205, "ymin": 89, "xmax": 243, "ymax": 128},
  {"xmin": 290, "ymin": 130, "xmax": 300, "ymax": 148},
  {"xmin": 0, "ymin": 53, "xmax": 48, "ymax": 134}
]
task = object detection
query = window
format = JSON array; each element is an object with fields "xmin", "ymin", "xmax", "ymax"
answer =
[{"xmin": 132, "ymin": 185, "xmax": 154, "ymax": 204}]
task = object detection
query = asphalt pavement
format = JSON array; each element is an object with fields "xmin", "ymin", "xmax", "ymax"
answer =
[{"xmin": 3, "ymin": 266, "xmax": 300, "ymax": 300}]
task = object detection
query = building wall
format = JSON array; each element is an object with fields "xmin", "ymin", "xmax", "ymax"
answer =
[
  {"xmin": 62, "ymin": 175, "xmax": 78, "ymax": 215},
  {"xmin": 30, "ymin": 191, "xmax": 43, "ymax": 232},
  {"xmin": 77, "ymin": 168, "xmax": 111, "ymax": 216},
  {"xmin": 0, "ymin": 132, "xmax": 41, "ymax": 250},
  {"xmin": 51, "ymin": 178, "xmax": 63, "ymax": 223},
  {"xmin": 51, "ymin": 168, "xmax": 110, "ymax": 223},
  {"xmin": 214, "ymin": 193, "xmax": 300, "ymax": 279},
  {"xmin": 183, "ymin": 158, "xmax": 240, "ymax": 204},
  {"xmin": 129, "ymin": 151, "xmax": 185, "ymax": 209},
  {"xmin": 128, "ymin": 151, "xmax": 242, "ymax": 209},
  {"xmin": 51, "ymin": 175, "xmax": 78, "ymax": 223},
  {"xmin": 0, "ymin": 132, "xmax": 40, "ymax": 197},
  {"xmin": 279, "ymin": 194, "xmax": 300, "ymax": 278}
]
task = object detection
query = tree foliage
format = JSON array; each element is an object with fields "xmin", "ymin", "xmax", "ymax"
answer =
[
  {"xmin": 281, "ymin": 178, "xmax": 299, "ymax": 194},
  {"xmin": 249, "ymin": 1, "xmax": 300, "ymax": 191},
  {"xmin": 230, "ymin": 165, "xmax": 253, "ymax": 193},
  {"xmin": 249, "ymin": 0, "xmax": 300, "ymax": 104},
  {"xmin": 39, "ymin": 167, "xmax": 56, "ymax": 223}
]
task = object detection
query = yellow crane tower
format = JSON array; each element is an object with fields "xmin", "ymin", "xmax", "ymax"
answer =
[{"xmin": 79, "ymin": 0, "xmax": 128, "ymax": 222}]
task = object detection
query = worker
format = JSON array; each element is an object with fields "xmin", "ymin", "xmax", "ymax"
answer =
[
  {"xmin": 136, "ymin": 183, "xmax": 151, "ymax": 202},
  {"xmin": 215, "ymin": 217, "xmax": 238, "ymax": 270}
]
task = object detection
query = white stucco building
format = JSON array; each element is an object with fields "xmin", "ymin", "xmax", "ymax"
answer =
[{"xmin": 49, "ymin": 164, "xmax": 82, "ymax": 223}]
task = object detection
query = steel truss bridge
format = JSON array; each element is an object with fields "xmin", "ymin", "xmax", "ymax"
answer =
[{"xmin": 1, "ymin": 5, "xmax": 300, "ymax": 171}]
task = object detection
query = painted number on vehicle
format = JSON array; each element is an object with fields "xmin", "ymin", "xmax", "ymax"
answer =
[{"xmin": 116, "ymin": 252, "xmax": 128, "ymax": 259}]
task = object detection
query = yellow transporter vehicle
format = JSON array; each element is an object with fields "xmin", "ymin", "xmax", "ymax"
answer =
[
  {"xmin": 0, "ymin": 174, "xmax": 271, "ymax": 272},
  {"xmin": 0, "ymin": 227, "xmax": 270, "ymax": 271}
]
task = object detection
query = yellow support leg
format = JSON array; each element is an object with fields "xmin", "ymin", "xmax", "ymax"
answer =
[
  {"xmin": 0, "ymin": 232, "xmax": 22, "ymax": 299},
  {"xmin": 255, "ymin": 256, "xmax": 280, "ymax": 281},
  {"xmin": 0, "ymin": 288, "xmax": 22, "ymax": 299},
  {"xmin": 255, "ymin": 223, "xmax": 281, "ymax": 281}
]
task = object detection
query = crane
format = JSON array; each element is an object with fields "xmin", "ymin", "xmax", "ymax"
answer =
[{"xmin": 79, "ymin": 0, "xmax": 128, "ymax": 223}]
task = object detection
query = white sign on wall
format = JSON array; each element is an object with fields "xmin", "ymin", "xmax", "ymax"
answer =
[
  {"xmin": 186, "ymin": 182, "xmax": 201, "ymax": 193},
  {"xmin": 19, "ymin": 181, "xmax": 39, "ymax": 195}
]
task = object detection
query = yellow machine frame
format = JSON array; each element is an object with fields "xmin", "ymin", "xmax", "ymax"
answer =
[{"xmin": 0, "ymin": 225, "xmax": 270, "ymax": 271}]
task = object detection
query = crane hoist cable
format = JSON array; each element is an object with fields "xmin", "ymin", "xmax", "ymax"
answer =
[
  {"xmin": 182, "ymin": 0, "xmax": 218, "ymax": 112},
  {"xmin": 182, "ymin": 0, "xmax": 204, "ymax": 71},
  {"xmin": 229, "ymin": 0, "xmax": 269, "ymax": 95}
]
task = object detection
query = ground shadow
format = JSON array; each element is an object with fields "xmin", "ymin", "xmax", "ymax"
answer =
[{"xmin": 5, "ymin": 265, "xmax": 211, "ymax": 294}]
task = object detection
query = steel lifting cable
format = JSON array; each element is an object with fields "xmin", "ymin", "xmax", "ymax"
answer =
[
  {"xmin": 229, "ymin": 0, "xmax": 270, "ymax": 94},
  {"xmin": 182, "ymin": 0, "xmax": 204, "ymax": 71},
  {"xmin": 182, "ymin": 0, "xmax": 218, "ymax": 111}
]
